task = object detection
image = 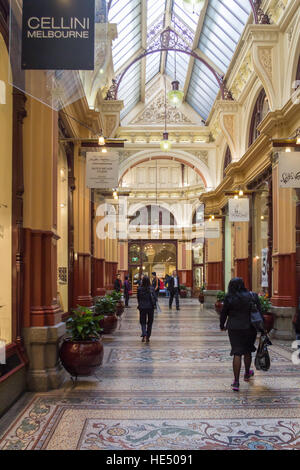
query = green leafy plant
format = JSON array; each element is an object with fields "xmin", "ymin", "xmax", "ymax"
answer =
[
  {"xmin": 94, "ymin": 295, "xmax": 118, "ymax": 316},
  {"xmin": 199, "ymin": 283, "xmax": 206, "ymax": 293},
  {"xmin": 66, "ymin": 306, "xmax": 103, "ymax": 341},
  {"xmin": 217, "ymin": 291, "xmax": 225, "ymax": 302},
  {"xmin": 109, "ymin": 290, "xmax": 122, "ymax": 302},
  {"xmin": 259, "ymin": 294, "xmax": 271, "ymax": 314},
  {"xmin": 180, "ymin": 285, "xmax": 187, "ymax": 291}
]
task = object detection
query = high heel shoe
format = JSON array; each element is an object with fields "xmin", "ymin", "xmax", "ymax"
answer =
[
  {"xmin": 141, "ymin": 336, "xmax": 146, "ymax": 342},
  {"xmin": 146, "ymin": 337, "xmax": 150, "ymax": 343}
]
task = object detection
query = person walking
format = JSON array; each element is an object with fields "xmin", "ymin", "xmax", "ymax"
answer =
[
  {"xmin": 152, "ymin": 272, "xmax": 160, "ymax": 304},
  {"xmin": 114, "ymin": 273, "xmax": 122, "ymax": 292},
  {"xmin": 164, "ymin": 274, "xmax": 170, "ymax": 298},
  {"xmin": 169, "ymin": 270, "xmax": 180, "ymax": 311},
  {"xmin": 220, "ymin": 277, "xmax": 263, "ymax": 392},
  {"xmin": 123, "ymin": 275, "xmax": 131, "ymax": 308},
  {"xmin": 137, "ymin": 276, "xmax": 156, "ymax": 343}
]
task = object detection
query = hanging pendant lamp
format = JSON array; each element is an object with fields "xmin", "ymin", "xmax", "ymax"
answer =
[
  {"xmin": 160, "ymin": 76, "xmax": 172, "ymax": 152},
  {"xmin": 182, "ymin": 0, "xmax": 205, "ymax": 14},
  {"xmin": 168, "ymin": 80, "xmax": 184, "ymax": 108},
  {"xmin": 167, "ymin": 51, "xmax": 184, "ymax": 108}
]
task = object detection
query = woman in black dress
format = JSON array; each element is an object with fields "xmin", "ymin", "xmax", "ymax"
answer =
[
  {"xmin": 220, "ymin": 278, "xmax": 262, "ymax": 392},
  {"xmin": 137, "ymin": 276, "xmax": 156, "ymax": 343}
]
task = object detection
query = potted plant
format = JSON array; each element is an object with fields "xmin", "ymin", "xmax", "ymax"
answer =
[
  {"xmin": 59, "ymin": 306, "xmax": 104, "ymax": 378},
  {"xmin": 259, "ymin": 294, "xmax": 274, "ymax": 333},
  {"xmin": 199, "ymin": 284, "xmax": 205, "ymax": 304},
  {"xmin": 179, "ymin": 285, "xmax": 187, "ymax": 298},
  {"xmin": 94, "ymin": 295, "xmax": 118, "ymax": 334},
  {"xmin": 109, "ymin": 290, "xmax": 124, "ymax": 317},
  {"xmin": 215, "ymin": 291, "xmax": 225, "ymax": 315}
]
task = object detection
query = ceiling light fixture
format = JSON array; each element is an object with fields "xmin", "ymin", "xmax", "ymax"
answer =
[
  {"xmin": 160, "ymin": 76, "xmax": 172, "ymax": 152},
  {"xmin": 167, "ymin": 51, "xmax": 184, "ymax": 108},
  {"xmin": 182, "ymin": 0, "xmax": 205, "ymax": 14},
  {"xmin": 98, "ymin": 134, "xmax": 105, "ymax": 146}
]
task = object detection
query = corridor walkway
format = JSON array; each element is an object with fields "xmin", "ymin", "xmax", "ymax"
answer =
[{"xmin": 0, "ymin": 300, "xmax": 300, "ymax": 450}]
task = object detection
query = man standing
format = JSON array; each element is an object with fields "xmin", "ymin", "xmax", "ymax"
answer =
[
  {"xmin": 114, "ymin": 273, "xmax": 122, "ymax": 292},
  {"xmin": 169, "ymin": 270, "xmax": 180, "ymax": 311}
]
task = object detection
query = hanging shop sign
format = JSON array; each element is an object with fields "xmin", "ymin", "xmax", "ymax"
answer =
[
  {"xmin": 204, "ymin": 221, "xmax": 220, "ymax": 239},
  {"xmin": 261, "ymin": 247, "xmax": 268, "ymax": 288},
  {"xmin": 228, "ymin": 198, "xmax": 249, "ymax": 222},
  {"xmin": 21, "ymin": 0, "xmax": 95, "ymax": 70},
  {"xmin": 86, "ymin": 152, "xmax": 119, "ymax": 189},
  {"xmin": 278, "ymin": 152, "xmax": 300, "ymax": 188}
]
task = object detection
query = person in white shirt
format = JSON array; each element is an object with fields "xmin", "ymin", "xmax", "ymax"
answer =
[{"xmin": 169, "ymin": 270, "xmax": 180, "ymax": 310}]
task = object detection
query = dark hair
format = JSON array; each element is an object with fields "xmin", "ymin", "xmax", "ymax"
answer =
[
  {"xmin": 125, "ymin": 276, "xmax": 128, "ymax": 280},
  {"xmin": 227, "ymin": 277, "xmax": 247, "ymax": 296},
  {"xmin": 142, "ymin": 276, "xmax": 150, "ymax": 288},
  {"xmin": 152, "ymin": 272, "xmax": 156, "ymax": 276}
]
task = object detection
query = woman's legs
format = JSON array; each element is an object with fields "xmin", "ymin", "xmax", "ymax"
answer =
[
  {"xmin": 233, "ymin": 355, "xmax": 241, "ymax": 383},
  {"xmin": 146, "ymin": 310, "xmax": 154, "ymax": 338},
  {"xmin": 244, "ymin": 353, "xmax": 252, "ymax": 375},
  {"xmin": 139, "ymin": 311, "xmax": 147, "ymax": 338}
]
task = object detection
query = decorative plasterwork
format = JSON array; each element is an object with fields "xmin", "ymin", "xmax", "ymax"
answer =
[
  {"xmin": 189, "ymin": 151, "xmax": 209, "ymax": 167},
  {"xmin": 130, "ymin": 90, "xmax": 194, "ymax": 125},
  {"xmin": 230, "ymin": 53, "xmax": 254, "ymax": 100},
  {"xmin": 267, "ymin": 0, "xmax": 288, "ymax": 24},
  {"xmin": 258, "ymin": 47, "xmax": 273, "ymax": 82},
  {"xmin": 117, "ymin": 150, "xmax": 135, "ymax": 163}
]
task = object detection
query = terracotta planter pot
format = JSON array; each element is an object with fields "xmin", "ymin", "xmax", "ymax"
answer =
[
  {"xmin": 100, "ymin": 314, "xmax": 118, "ymax": 334},
  {"xmin": 116, "ymin": 300, "xmax": 125, "ymax": 317},
  {"xmin": 215, "ymin": 301, "xmax": 224, "ymax": 315},
  {"xmin": 263, "ymin": 312, "xmax": 274, "ymax": 333},
  {"xmin": 59, "ymin": 338, "xmax": 104, "ymax": 377},
  {"xmin": 199, "ymin": 293, "xmax": 204, "ymax": 304}
]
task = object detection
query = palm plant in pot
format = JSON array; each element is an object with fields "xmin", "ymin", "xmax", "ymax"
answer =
[
  {"xmin": 109, "ymin": 290, "xmax": 124, "ymax": 317},
  {"xmin": 59, "ymin": 306, "xmax": 104, "ymax": 378},
  {"xmin": 259, "ymin": 293, "xmax": 274, "ymax": 333},
  {"xmin": 215, "ymin": 291, "xmax": 225, "ymax": 315},
  {"xmin": 94, "ymin": 295, "xmax": 118, "ymax": 334}
]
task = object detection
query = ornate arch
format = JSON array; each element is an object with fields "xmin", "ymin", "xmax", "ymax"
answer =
[{"xmin": 119, "ymin": 150, "xmax": 213, "ymax": 189}]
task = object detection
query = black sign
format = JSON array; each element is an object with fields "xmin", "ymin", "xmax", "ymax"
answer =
[{"xmin": 22, "ymin": 0, "xmax": 95, "ymax": 70}]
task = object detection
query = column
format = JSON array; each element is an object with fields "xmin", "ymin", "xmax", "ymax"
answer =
[{"xmin": 22, "ymin": 96, "xmax": 65, "ymax": 392}]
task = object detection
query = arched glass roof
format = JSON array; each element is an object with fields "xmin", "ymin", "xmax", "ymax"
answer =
[{"xmin": 108, "ymin": 0, "xmax": 251, "ymax": 121}]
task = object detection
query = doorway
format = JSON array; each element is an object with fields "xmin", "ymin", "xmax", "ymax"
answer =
[{"xmin": 128, "ymin": 240, "xmax": 177, "ymax": 290}]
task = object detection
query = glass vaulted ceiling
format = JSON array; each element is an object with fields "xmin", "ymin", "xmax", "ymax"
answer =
[{"xmin": 108, "ymin": 0, "xmax": 251, "ymax": 121}]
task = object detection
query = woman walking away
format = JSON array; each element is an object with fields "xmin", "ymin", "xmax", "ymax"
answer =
[
  {"xmin": 137, "ymin": 276, "xmax": 156, "ymax": 343},
  {"xmin": 220, "ymin": 277, "xmax": 263, "ymax": 392}
]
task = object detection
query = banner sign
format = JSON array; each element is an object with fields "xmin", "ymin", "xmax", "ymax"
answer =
[
  {"xmin": 261, "ymin": 247, "xmax": 268, "ymax": 288},
  {"xmin": 278, "ymin": 152, "xmax": 300, "ymax": 188},
  {"xmin": 86, "ymin": 152, "xmax": 119, "ymax": 189},
  {"xmin": 22, "ymin": 0, "xmax": 95, "ymax": 70},
  {"xmin": 228, "ymin": 198, "xmax": 249, "ymax": 222},
  {"xmin": 204, "ymin": 221, "xmax": 220, "ymax": 239}
]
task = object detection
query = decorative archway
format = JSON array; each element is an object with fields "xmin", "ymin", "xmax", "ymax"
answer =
[{"xmin": 119, "ymin": 150, "xmax": 212, "ymax": 189}]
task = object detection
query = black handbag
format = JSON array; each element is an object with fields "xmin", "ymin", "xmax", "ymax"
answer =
[
  {"xmin": 249, "ymin": 293, "xmax": 265, "ymax": 332},
  {"xmin": 255, "ymin": 334, "xmax": 272, "ymax": 371}
]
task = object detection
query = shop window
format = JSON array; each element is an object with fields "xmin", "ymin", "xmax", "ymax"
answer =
[
  {"xmin": 248, "ymin": 89, "xmax": 270, "ymax": 148},
  {"xmin": 252, "ymin": 183, "xmax": 270, "ymax": 294}
]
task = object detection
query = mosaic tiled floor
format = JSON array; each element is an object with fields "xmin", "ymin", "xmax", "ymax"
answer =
[{"xmin": 0, "ymin": 299, "xmax": 300, "ymax": 450}]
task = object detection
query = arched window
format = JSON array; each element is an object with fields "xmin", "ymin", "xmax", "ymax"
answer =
[
  {"xmin": 223, "ymin": 146, "xmax": 232, "ymax": 178},
  {"xmin": 248, "ymin": 89, "xmax": 270, "ymax": 147}
]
